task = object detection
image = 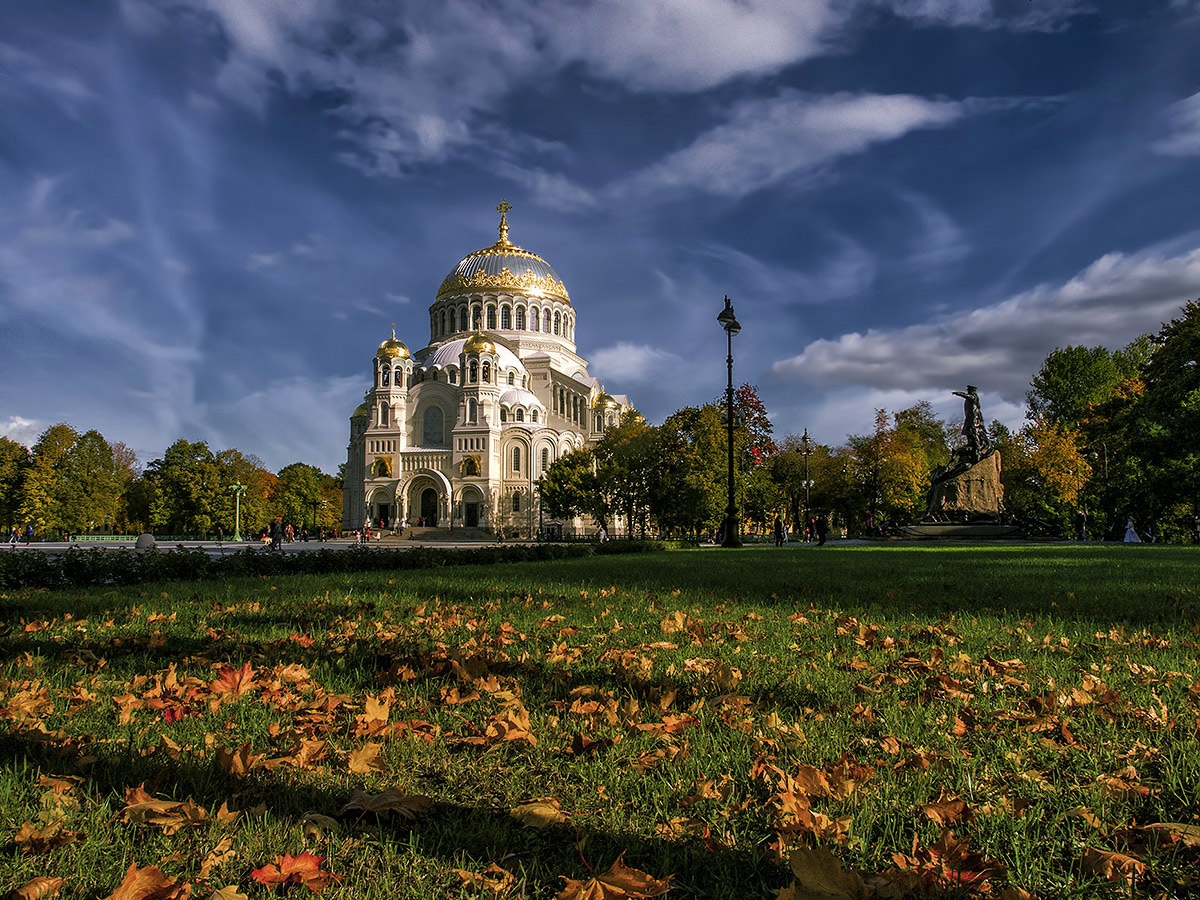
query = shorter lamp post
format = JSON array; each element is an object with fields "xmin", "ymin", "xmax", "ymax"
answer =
[
  {"xmin": 717, "ymin": 295, "xmax": 742, "ymax": 548},
  {"xmin": 230, "ymin": 482, "xmax": 246, "ymax": 542}
]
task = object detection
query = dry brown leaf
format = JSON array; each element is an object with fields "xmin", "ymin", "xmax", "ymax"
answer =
[
  {"xmin": 9, "ymin": 877, "xmax": 65, "ymax": 900},
  {"xmin": 206, "ymin": 889, "xmax": 247, "ymax": 900},
  {"xmin": 13, "ymin": 820, "xmax": 84, "ymax": 854},
  {"xmin": 453, "ymin": 863, "xmax": 517, "ymax": 895},
  {"xmin": 1147, "ymin": 822, "xmax": 1200, "ymax": 847},
  {"xmin": 347, "ymin": 742, "xmax": 387, "ymax": 775},
  {"xmin": 1081, "ymin": 848, "xmax": 1147, "ymax": 886},
  {"xmin": 102, "ymin": 863, "xmax": 190, "ymax": 900},
  {"xmin": 788, "ymin": 848, "xmax": 867, "ymax": 899},
  {"xmin": 555, "ymin": 854, "xmax": 671, "ymax": 899},
  {"xmin": 511, "ymin": 799, "xmax": 570, "ymax": 828},
  {"xmin": 214, "ymin": 743, "xmax": 262, "ymax": 777},
  {"xmin": 338, "ymin": 788, "xmax": 434, "ymax": 820},
  {"xmin": 1062, "ymin": 806, "xmax": 1102, "ymax": 829},
  {"xmin": 198, "ymin": 837, "xmax": 235, "ymax": 880}
]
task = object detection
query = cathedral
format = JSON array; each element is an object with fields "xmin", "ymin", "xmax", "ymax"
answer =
[{"xmin": 342, "ymin": 202, "xmax": 631, "ymax": 535}]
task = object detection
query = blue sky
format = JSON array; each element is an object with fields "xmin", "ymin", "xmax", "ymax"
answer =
[{"xmin": 2, "ymin": 0, "xmax": 1199, "ymax": 474}]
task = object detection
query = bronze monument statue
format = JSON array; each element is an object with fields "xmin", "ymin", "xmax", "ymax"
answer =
[{"xmin": 923, "ymin": 385, "xmax": 1004, "ymax": 522}]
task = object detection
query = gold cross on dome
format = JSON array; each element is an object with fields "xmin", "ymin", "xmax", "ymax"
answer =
[
  {"xmin": 390, "ymin": 323, "xmax": 396, "ymax": 339},
  {"xmin": 496, "ymin": 199, "xmax": 512, "ymax": 243}
]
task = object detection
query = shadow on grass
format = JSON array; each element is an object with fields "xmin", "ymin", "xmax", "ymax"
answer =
[{"xmin": 1, "ymin": 725, "xmax": 788, "ymax": 898}]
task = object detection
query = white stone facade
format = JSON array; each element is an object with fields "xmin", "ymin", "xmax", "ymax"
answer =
[{"xmin": 343, "ymin": 206, "xmax": 629, "ymax": 535}]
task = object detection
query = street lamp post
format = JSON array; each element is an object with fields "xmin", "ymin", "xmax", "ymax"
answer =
[
  {"xmin": 801, "ymin": 428, "xmax": 813, "ymax": 541},
  {"xmin": 717, "ymin": 295, "xmax": 742, "ymax": 548},
  {"xmin": 230, "ymin": 482, "xmax": 246, "ymax": 542}
]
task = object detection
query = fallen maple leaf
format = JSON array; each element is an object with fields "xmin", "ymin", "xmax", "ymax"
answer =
[
  {"xmin": 251, "ymin": 852, "xmax": 340, "ymax": 892},
  {"xmin": 556, "ymin": 854, "xmax": 671, "ymax": 899},
  {"xmin": 1081, "ymin": 848, "xmax": 1147, "ymax": 887},
  {"xmin": 788, "ymin": 847, "xmax": 867, "ymax": 900},
  {"xmin": 511, "ymin": 799, "xmax": 570, "ymax": 828},
  {"xmin": 206, "ymin": 889, "xmax": 247, "ymax": 900},
  {"xmin": 215, "ymin": 743, "xmax": 263, "ymax": 777},
  {"xmin": 337, "ymin": 788, "xmax": 433, "ymax": 820},
  {"xmin": 210, "ymin": 662, "xmax": 256, "ymax": 701},
  {"xmin": 102, "ymin": 863, "xmax": 190, "ymax": 900},
  {"xmin": 347, "ymin": 742, "xmax": 386, "ymax": 775},
  {"xmin": 13, "ymin": 820, "xmax": 85, "ymax": 853},
  {"xmin": 452, "ymin": 863, "xmax": 517, "ymax": 895},
  {"xmin": 10, "ymin": 877, "xmax": 64, "ymax": 900},
  {"xmin": 198, "ymin": 837, "xmax": 236, "ymax": 880}
]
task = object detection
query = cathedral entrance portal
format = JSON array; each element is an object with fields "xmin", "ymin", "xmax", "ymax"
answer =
[
  {"xmin": 465, "ymin": 502, "xmax": 480, "ymax": 527},
  {"xmin": 420, "ymin": 489, "xmax": 438, "ymax": 526}
]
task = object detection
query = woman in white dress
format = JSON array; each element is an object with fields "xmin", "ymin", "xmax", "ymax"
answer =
[{"xmin": 1123, "ymin": 518, "xmax": 1141, "ymax": 543}]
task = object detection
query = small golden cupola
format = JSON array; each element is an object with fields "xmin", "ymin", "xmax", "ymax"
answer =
[
  {"xmin": 463, "ymin": 330, "xmax": 497, "ymax": 355},
  {"xmin": 593, "ymin": 382, "xmax": 620, "ymax": 410},
  {"xmin": 377, "ymin": 325, "xmax": 410, "ymax": 359}
]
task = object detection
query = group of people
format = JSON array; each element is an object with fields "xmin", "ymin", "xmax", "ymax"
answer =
[
  {"xmin": 772, "ymin": 515, "xmax": 827, "ymax": 547},
  {"xmin": 1076, "ymin": 509, "xmax": 1174, "ymax": 543},
  {"xmin": 7, "ymin": 524, "xmax": 34, "ymax": 545}
]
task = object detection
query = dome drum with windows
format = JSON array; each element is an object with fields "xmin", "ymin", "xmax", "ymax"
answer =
[{"xmin": 343, "ymin": 202, "xmax": 631, "ymax": 538}]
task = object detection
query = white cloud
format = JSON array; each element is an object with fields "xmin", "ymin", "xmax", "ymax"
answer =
[
  {"xmin": 0, "ymin": 42, "xmax": 98, "ymax": 118},
  {"xmin": 619, "ymin": 91, "xmax": 964, "ymax": 198},
  {"xmin": 590, "ymin": 342, "xmax": 684, "ymax": 384},
  {"xmin": 0, "ymin": 416, "xmax": 47, "ymax": 448},
  {"xmin": 1153, "ymin": 91, "xmax": 1200, "ymax": 157},
  {"xmin": 247, "ymin": 251, "xmax": 285, "ymax": 270},
  {"xmin": 687, "ymin": 239, "xmax": 877, "ymax": 304},
  {"xmin": 771, "ymin": 244, "xmax": 1200, "ymax": 407}
]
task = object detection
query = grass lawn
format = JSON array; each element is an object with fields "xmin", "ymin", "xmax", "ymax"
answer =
[{"xmin": 2, "ymin": 544, "xmax": 1198, "ymax": 899}]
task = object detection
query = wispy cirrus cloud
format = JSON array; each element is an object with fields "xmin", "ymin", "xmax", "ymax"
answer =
[
  {"xmin": 1153, "ymin": 91, "xmax": 1200, "ymax": 156},
  {"xmin": 618, "ymin": 91, "xmax": 965, "ymax": 199}
]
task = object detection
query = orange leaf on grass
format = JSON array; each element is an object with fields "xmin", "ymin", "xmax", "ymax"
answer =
[
  {"xmin": 787, "ymin": 847, "xmax": 868, "ymax": 900},
  {"xmin": 13, "ymin": 820, "xmax": 85, "ymax": 853},
  {"xmin": 10, "ymin": 877, "xmax": 65, "ymax": 900},
  {"xmin": 250, "ymin": 852, "xmax": 340, "ymax": 893},
  {"xmin": 209, "ymin": 662, "xmax": 256, "ymax": 700},
  {"xmin": 1081, "ymin": 848, "xmax": 1147, "ymax": 887},
  {"xmin": 556, "ymin": 854, "xmax": 671, "ymax": 899},
  {"xmin": 215, "ymin": 743, "xmax": 263, "ymax": 777},
  {"xmin": 206, "ymin": 889, "xmax": 248, "ymax": 900},
  {"xmin": 511, "ymin": 799, "xmax": 570, "ymax": 828},
  {"xmin": 102, "ymin": 863, "xmax": 190, "ymax": 900},
  {"xmin": 347, "ymin": 743, "xmax": 386, "ymax": 775}
]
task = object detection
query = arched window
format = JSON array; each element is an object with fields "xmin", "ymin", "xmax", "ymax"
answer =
[
  {"xmin": 544, "ymin": 309, "xmax": 551, "ymax": 332},
  {"xmin": 501, "ymin": 307, "xmax": 511, "ymax": 329},
  {"xmin": 553, "ymin": 311, "xmax": 561, "ymax": 335},
  {"xmin": 423, "ymin": 406, "xmax": 444, "ymax": 446},
  {"xmin": 531, "ymin": 308, "xmax": 540, "ymax": 331},
  {"xmin": 440, "ymin": 310, "xmax": 446, "ymax": 335},
  {"xmin": 469, "ymin": 361, "xmax": 478, "ymax": 383},
  {"xmin": 472, "ymin": 307, "xmax": 482, "ymax": 329},
  {"xmin": 507, "ymin": 371, "xmax": 515, "ymax": 385},
  {"xmin": 482, "ymin": 362, "xmax": 491, "ymax": 383},
  {"xmin": 449, "ymin": 369, "xmax": 457, "ymax": 384},
  {"xmin": 379, "ymin": 404, "xmax": 389, "ymax": 426},
  {"xmin": 516, "ymin": 409, "xmax": 524, "ymax": 422},
  {"xmin": 541, "ymin": 447, "xmax": 549, "ymax": 472},
  {"xmin": 595, "ymin": 415, "xmax": 602, "ymax": 432},
  {"xmin": 512, "ymin": 446, "xmax": 521, "ymax": 472},
  {"xmin": 449, "ymin": 309, "xmax": 457, "ymax": 332},
  {"xmin": 516, "ymin": 307, "xmax": 525, "ymax": 330},
  {"xmin": 531, "ymin": 409, "xmax": 538, "ymax": 423},
  {"xmin": 381, "ymin": 368, "xmax": 389, "ymax": 387},
  {"xmin": 487, "ymin": 306, "xmax": 496, "ymax": 329},
  {"xmin": 512, "ymin": 492, "xmax": 521, "ymax": 513},
  {"xmin": 500, "ymin": 408, "xmax": 507, "ymax": 423},
  {"xmin": 430, "ymin": 369, "xmax": 438, "ymax": 381},
  {"xmin": 468, "ymin": 399, "xmax": 477, "ymax": 423}
]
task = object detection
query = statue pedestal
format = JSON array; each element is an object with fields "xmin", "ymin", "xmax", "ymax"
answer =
[{"xmin": 925, "ymin": 451, "xmax": 1004, "ymax": 520}]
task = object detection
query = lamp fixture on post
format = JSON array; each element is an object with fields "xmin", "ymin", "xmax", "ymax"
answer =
[
  {"xmin": 717, "ymin": 295, "xmax": 742, "ymax": 548},
  {"xmin": 800, "ymin": 428, "xmax": 813, "ymax": 540}
]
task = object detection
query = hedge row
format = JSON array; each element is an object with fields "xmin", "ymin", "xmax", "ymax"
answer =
[{"xmin": 0, "ymin": 540, "xmax": 678, "ymax": 590}]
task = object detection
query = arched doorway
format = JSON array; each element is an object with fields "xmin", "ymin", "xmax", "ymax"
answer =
[
  {"xmin": 420, "ymin": 488, "xmax": 438, "ymax": 526},
  {"xmin": 460, "ymin": 486, "xmax": 483, "ymax": 528}
]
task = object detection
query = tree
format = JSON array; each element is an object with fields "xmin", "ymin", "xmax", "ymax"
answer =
[
  {"xmin": 1026, "ymin": 344, "xmax": 1143, "ymax": 425},
  {"xmin": 652, "ymin": 405, "xmax": 726, "ymax": 538},
  {"xmin": 17, "ymin": 424, "xmax": 80, "ymax": 535},
  {"xmin": 59, "ymin": 430, "xmax": 135, "ymax": 533},
  {"xmin": 539, "ymin": 449, "xmax": 605, "ymax": 529},
  {"xmin": 593, "ymin": 412, "xmax": 656, "ymax": 537},
  {"xmin": 146, "ymin": 440, "xmax": 222, "ymax": 535},
  {"xmin": 0, "ymin": 436, "xmax": 31, "ymax": 532}
]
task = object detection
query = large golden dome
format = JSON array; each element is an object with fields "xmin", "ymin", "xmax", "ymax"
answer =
[{"xmin": 435, "ymin": 202, "xmax": 570, "ymax": 305}]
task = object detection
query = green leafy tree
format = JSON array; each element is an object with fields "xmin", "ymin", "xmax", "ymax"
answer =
[
  {"xmin": 652, "ymin": 405, "xmax": 725, "ymax": 538},
  {"xmin": 593, "ymin": 412, "xmax": 657, "ymax": 537},
  {"xmin": 538, "ymin": 448, "xmax": 605, "ymax": 529},
  {"xmin": 1026, "ymin": 344, "xmax": 1143, "ymax": 425},
  {"xmin": 147, "ymin": 439, "xmax": 222, "ymax": 535},
  {"xmin": 17, "ymin": 423, "xmax": 80, "ymax": 535},
  {"xmin": 0, "ymin": 436, "xmax": 31, "ymax": 532},
  {"xmin": 273, "ymin": 462, "xmax": 338, "ymax": 530},
  {"xmin": 59, "ymin": 430, "xmax": 136, "ymax": 533}
]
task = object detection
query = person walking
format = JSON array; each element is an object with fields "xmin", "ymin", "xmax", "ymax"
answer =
[
  {"xmin": 1123, "ymin": 517, "xmax": 1141, "ymax": 543},
  {"xmin": 269, "ymin": 517, "xmax": 284, "ymax": 551},
  {"xmin": 24, "ymin": 524, "xmax": 33, "ymax": 545},
  {"xmin": 773, "ymin": 515, "xmax": 785, "ymax": 548},
  {"xmin": 815, "ymin": 515, "xmax": 828, "ymax": 547},
  {"xmin": 1075, "ymin": 509, "xmax": 1088, "ymax": 541},
  {"xmin": 597, "ymin": 525, "xmax": 607, "ymax": 543}
]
